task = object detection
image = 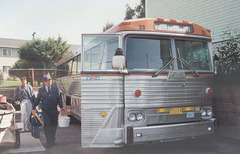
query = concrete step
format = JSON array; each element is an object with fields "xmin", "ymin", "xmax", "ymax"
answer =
[{"xmin": 3, "ymin": 132, "xmax": 45, "ymax": 154}]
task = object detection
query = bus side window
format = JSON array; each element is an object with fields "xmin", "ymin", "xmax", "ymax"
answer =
[
  {"xmin": 66, "ymin": 96, "xmax": 71, "ymax": 106},
  {"xmin": 67, "ymin": 59, "xmax": 73, "ymax": 76},
  {"xmin": 57, "ymin": 62, "xmax": 68, "ymax": 78},
  {"xmin": 77, "ymin": 55, "xmax": 81, "ymax": 74},
  {"xmin": 72, "ymin": 57, "xmax": 78, "ymax": 75}
]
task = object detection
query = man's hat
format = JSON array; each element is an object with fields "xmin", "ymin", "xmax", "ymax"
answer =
[{"xmin": 43, "ymin": 75, "xmax": 51, "ymax": 81}]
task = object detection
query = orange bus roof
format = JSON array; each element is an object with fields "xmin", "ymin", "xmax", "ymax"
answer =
[{"xmin": 105, "ymin": 18, "xmax": 211, "ymax": 37}]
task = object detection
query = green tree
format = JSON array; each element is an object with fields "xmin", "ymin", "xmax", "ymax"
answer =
[
  {"xmin": 216, "ymin": 29, "xmax": 240, "ymax": 83},
  {"xmin": 124, "ymin": 4, "xmax": 136, "ymax": 20},
  {"xmin": 135, "ymin": 0, "xmax": 145, "ymax": 18},
  {"xmin": 124, "ymin": 0, "xmax": 145, "ymax": 20},
  {"xmin": 9, "ymin": 37, "xmax": 70, "ymax": 86},
  {"xmin": 103, "ymin": 21, "xmax": 114, "ymax": 32},
  {"xmin": 19, "ymin": 37, "xmax": 69, "ymax": 68}
]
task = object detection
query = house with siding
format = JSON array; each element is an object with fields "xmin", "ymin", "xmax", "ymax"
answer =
[
  {"xmin": 0, "ymin": 38, "xmax": 80, "ymax": 80},
  {"xmin": 0, "ymin": 38, "xmax": 28, "ymax": 79},
  {"xmin": 146, "ymin": 0, "xmax": 240, "ymax": 43}
]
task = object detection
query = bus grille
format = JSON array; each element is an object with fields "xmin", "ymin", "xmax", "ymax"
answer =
[{"xmin": 124, "ymin": 76, "xmax": 204, "ymax": 106}]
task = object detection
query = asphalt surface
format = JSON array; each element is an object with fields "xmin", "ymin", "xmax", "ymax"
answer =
[{"xmin": 1, "ymin": 117, "xmax": 240, "ymax": 154}]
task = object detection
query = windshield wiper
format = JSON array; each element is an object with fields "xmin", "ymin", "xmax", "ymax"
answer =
[
  {"xmin": 177, "ymin": 48, "xmax": 199, "ymax": 78},
  {"xmin": 152, "ymin": 49, "xmax": 174, "ymax": 77}
]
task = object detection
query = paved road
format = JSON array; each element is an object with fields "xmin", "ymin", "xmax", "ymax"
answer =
[{"xmin": 1, "ymin": 120, "xmax": 240, "ymax": 154}]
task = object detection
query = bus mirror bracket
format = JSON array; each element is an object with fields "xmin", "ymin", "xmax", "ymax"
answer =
[{"xmin": 213, "ymin": 54, "xmax": 219, "ymax": 74}]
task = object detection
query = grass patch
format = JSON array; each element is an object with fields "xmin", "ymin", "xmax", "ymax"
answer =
[
  {"xmin": 0, "ymin": 80, "xmax": 56, "ymax": 89},
  {"xmin": 0, "ymin": 80, "xmax": 21, "ymax": 88}
]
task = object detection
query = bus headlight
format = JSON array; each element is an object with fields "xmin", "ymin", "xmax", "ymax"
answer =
[
  {"xmin": 128, "ymin": 111, "xmax": 145, "ymax": 122},
  {"xmin": 201, "ymin": 110, "xmax": 207, "ymax": 116},
  {"xmin": 207, "ymin": 110, "xmax": 212, "ymax": 116},
  {"xmin": 136, "ymin": 113, "xmax": 144, "ymax": 121},
  {"xmin": 201, "ymin": 107, "xmax": 213, "ymax": 119},
  {"xmin": 128, "ymin": 114, "xmax": 136, "ymax": 121}
]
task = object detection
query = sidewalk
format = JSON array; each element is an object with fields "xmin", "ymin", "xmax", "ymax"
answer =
[
  {"xmin": 0, "ymin": 118, "xmax": 81, "ymax": 154},
  {"xmin": 4, "ymin": 132, "xmax": 45, "ymax": 154}
]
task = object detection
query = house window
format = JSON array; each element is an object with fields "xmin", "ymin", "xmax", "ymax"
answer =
[
  {"xmin": 3, "ymin": 66, "xmax": 11, "ymax": 73},
  {"xmin": 2, "ymin": 49, "xmax": 12, "ymax": 56}
]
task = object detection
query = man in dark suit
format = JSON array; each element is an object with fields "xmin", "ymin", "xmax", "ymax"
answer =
[{"xmin": 32, "ymin": 74, "xmax": 65, "ymax": 148}]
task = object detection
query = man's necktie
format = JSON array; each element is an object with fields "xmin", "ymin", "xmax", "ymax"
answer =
[{"xmin": 48, "ymin": 87, "xmax": 51, "ymax": 94}]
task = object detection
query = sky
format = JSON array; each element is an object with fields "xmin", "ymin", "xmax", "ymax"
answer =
[{"xmin": 0, "ymin": 0, "xmax": 140, "ymax": 45}]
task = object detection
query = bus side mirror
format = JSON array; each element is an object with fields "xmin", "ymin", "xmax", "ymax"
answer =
[
  {"xmin": 112, "ymin": 55, "xmax": 125, "ymax": 69},
  {"xmin": 213, "ymin": 54, "xmax": 219, "ymax": 74},
  {"xmin": 112, "ymin": 48, "xmax": 127, "ymax": 73}
]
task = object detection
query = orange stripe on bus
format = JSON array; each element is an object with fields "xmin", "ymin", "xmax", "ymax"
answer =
[
  {"xmin": 129, "ymin": 74, "xmax": 168, "ymax": 76},
  {"xmin": 130, "ymin": 74, "xmax": 213, "ymax": 76},
  {"xmin": 81, "ymin": 73, "xmax": 213, "ymax": 77}
]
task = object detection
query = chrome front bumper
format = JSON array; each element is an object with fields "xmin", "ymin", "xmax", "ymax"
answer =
[{"xmin": 126, "ymin": 118, "xmax": 216, "ymax": 144}]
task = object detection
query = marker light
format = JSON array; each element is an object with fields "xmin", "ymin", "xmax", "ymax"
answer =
[
  {"xmin": 100, "ymin": 111, "xmax": 106, "ymax": 117},
  {"xmin": 157, "ymin": 18, "xmax": 165, "ymax": 22},
  {"xmin": 206, "ymin": 88, "xmax": 213, "ymax": 94},
  {"xmin": 120, "ymin": 22, "xmax": 131, "ymax": 26},
  {"xmin": 170, "ymin": 19, "xmax": 177, "ymax": 23},
  {"xmin": 135, "ymin": 90, "xmax": 142, "ymax": 97}
]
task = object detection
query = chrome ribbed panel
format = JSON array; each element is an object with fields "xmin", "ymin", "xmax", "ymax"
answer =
[
  {"xmin": 168, "ymin": 82, "xmax": 204, "ymax": 104},
  {"xmin": 81, "ymin": 108, "xmax": 110, "ymax": 147},
  {"xmin": 81, "ymin": 76, "xmax": 123, "ymax": 105},
  {"xmin": 124, "ymin": 75, "xmax": 204, "ymax": 107},
  {"xmin": 81, "ymin": 75, "xmax": 123, "ymax": 147}
]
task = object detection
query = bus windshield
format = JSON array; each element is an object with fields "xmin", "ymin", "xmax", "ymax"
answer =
[
  {"xmin": 126, "ymin": 37, "xmax": 172, "ymax": 70},
  {"xmin": 175, "ymin": 40, "xmax": 211, "ymax": 71},
  {"xmin": 83, "ymin": 36, "xmax": 119, "ymax": 70}
]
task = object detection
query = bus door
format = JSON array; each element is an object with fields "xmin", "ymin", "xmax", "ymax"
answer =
[{"xmin": 81, "ymin": 34, "xmax": 126, "ymax": 148}]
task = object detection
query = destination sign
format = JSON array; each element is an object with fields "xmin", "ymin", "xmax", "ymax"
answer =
[{"xmin": 154, "ymin": 22, "xmax": 194, "ymax": 33}]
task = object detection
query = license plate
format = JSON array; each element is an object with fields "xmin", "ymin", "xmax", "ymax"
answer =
[{"xmin": 169, "ymin": 107, "xmax": 182, "ymax": 115}]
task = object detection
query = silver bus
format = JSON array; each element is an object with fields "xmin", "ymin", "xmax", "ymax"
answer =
[{"xmin": 56, "ymin": 18, "xmax": 217, "ymax": 148}]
